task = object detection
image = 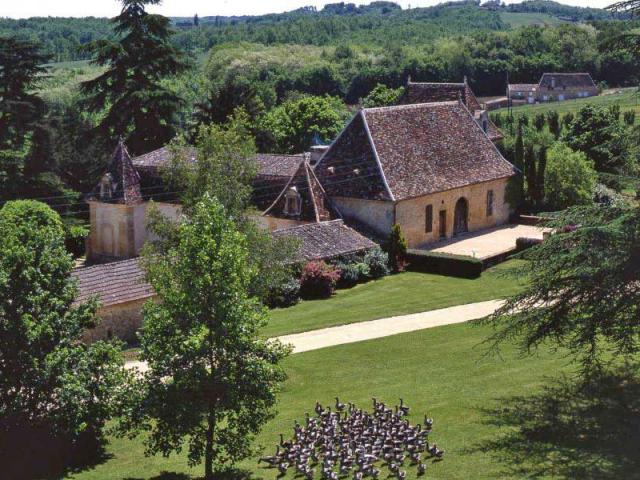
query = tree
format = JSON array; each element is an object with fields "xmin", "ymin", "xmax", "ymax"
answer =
[
  {"xmin": 535, "ymin": 145, "xmax": 548, "ymax": 207},
  {"xmin": 385, "ymin": 223, "xmax": 407, "ymax": 273},
  {"xmin": 563, "ymin": 105, "xmax": 635, "ymax": 174},
  {"xmin": 0, "ymin": 201, "xmax": 129, "ymax": 478},
  {"xmin": 506, "ymin": 123, "xmax": 526, "ymax": 209},
  {"xmin": 257, "ymin": 95, "xmax": 347, "ymax": 153},
  {"xmin": 362, "ymin": 83, "xmax": 405, "ymax": 108},
  {"xmin": 162, "ymin": 111, "xmax": 297, "ymax": 301},
  {"xmin": 480, "ymin": 204, "xmax": 640, "ymax": 369},
  {"xmin": 524, "ymin": 142, "xmax": 537, "ymax": 206},
  {"xmin": 127, "ymin": 195, "xmax": 289, "ymax": 480},
  {"xmin": 547, "ymin": 110, "xmax": 561, "ymax": 138},
  {"xmin": 0, "ymin": 36, "xmax": 50, "ymax": 198},
  {"xmin": 82, "ymin": 0, "xmax": 189, "ymax": 155},
  {"xmin": 194, "ymin": 13, "xmax": 200, "ymax": 26},
  {"xmin": 533, "ymin": 112, "xmax": 546, "ymax": 132},
  {"xmin": 544, "ymin": 143, "xmax": 597, "ymax": 211}
]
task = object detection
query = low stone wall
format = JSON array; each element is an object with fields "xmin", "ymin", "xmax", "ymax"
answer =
[{"xmin": 82, "ymin": 298, "xmax": 150, "ymax": 344}]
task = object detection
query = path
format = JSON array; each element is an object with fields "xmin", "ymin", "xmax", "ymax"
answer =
[{"xmin": 126, "ymin": 299, "xmax": 505, "ymax": 372}]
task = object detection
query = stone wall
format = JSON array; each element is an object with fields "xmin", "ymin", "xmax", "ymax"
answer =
[
  {"xmin": 396, "ymin": 178, "xmax": 511, "ymax": 248},
  {"xmin": 331, "ymin": 197, "xmax": 395, "ymax": 236},
  {"xmin": 82, "ymin": 298, "xmax": 151, "ymax": 344}
]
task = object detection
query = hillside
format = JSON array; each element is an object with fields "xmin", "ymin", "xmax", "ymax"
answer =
[{"xmin": 0, "ymin": 0, "xmax": 619, "ymax": 62}]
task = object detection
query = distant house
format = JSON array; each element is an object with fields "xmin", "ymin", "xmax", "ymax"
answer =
[
  {"xmin": 508, "ymin": 73, "xmax": 598, "ymax": 104},
  {"xmin": 315, "ymin": 101, "xmax": 517, "ymax": 249}
]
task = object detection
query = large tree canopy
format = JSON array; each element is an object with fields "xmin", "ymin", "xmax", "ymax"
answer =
[
  {"xmin": 481, "ymin": 204, "xmax": 640, "ymax": 368},
  {"xmin": 81, "ymin": 0, "xmax": 188, "ymax": 155}
]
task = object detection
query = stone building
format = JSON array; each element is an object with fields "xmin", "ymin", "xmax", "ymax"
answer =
[
  {"xmin": 315, "ymin": 101, "xmax": 517, "ymax": 249},
  {"xmin": 508, "ymin": 73, "xmax": 598, "ymax": 104}
]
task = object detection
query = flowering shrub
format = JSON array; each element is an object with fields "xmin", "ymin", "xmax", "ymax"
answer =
[{"xmin": 299, "ymin": 261, "xmax": 341, "ymax": 299}]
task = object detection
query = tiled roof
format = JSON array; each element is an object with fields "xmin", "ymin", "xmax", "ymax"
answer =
[
  {"xmin": 88, "ymin": 140, "xmax": 142, "ymax": 205},
  {"xmin": 317, "ymin": 102, "xmax": 516, "ymax": 202},
  {"xmin": 131, "ymin": 146, "xmax": 197, "ymax": 172},
  {"xmin": 539, "ymin": 73, "xmax": 596, "ymax": 89},
  {"xmin": 400, "ymin": 80, "xmax": 482, "ymax": 112},
  {"xmin": 72, "ymin": 258, "xmax": 154, "ymax": 308},
  {"xmin": 263, "ymin": 159, "xmax": 335, "ymax": 222},
  {"xmin": 509, "ymin": 84, "xmax": 538, "ymax": 91},
  {"xmin": 255, "ymin": 154, "xmax": 306, "ymax": 178},
  {"xmin": 273, "ymin": 220, "xmax": 377, "ymax": 262}
]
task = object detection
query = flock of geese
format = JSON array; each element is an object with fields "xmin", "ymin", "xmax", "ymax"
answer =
[{"xmin": 259, "ymin": 397, "xmax": 445, "ymax": 479}]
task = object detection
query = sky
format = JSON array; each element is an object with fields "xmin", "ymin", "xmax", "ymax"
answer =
[{"xmin": 0, "ymin": 0, "xmax": 618, "ymax": 19}]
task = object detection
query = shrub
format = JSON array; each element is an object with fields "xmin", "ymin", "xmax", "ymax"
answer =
[
  {"xmin": 364, "ymin": 247, "xmax": 390, "ymax": 279},
  {"xmin": 299, "ymin": 261, "xmax": 341, "ymax": 299},
  {"xmin": 406, "ymin": 250, "xmax": 483, "ymax": 279},
  {"xmin": 544, "ymin": 143, "xmax": 597, "ymax": 210},
  {"xmin": 385, "ymin": 223, "xmax": 407, "ymax": 273},
  {"xmin": 267, "ymin": 277, "xmax": 301, "ymax": 308},
  {"xmin": 337, "ymin": 261, "xmax": 370, "ymax": 287}
]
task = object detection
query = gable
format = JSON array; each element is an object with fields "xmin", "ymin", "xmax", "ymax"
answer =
[{"xmin": 315, "ymin": 113, "xmax": 391, "ymax": 201}]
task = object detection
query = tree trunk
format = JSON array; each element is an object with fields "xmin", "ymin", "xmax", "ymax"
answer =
[{"xmin": 204, "ymin": 409, "xmax": 216, "ymax": 480}]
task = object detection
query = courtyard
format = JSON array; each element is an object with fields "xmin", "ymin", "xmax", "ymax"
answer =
[{"xmin": 429, "ymin": 223, "xmax": 548, "ymax": 260}]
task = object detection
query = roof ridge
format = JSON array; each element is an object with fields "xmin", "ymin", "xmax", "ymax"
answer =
[
  {"xmin": 273, "ymin": 219, "xmax": 344, "ymax": 233},
  {"xmin": 364, "ymin": 101, "xmax": 458, "ymax": 113}
]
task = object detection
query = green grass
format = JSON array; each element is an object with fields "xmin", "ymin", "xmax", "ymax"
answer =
[
  {"xmin": 262, "ymin": 260, "xmax": 526, "ymax": 338},
  {"xmin": 67, "ymin": 320, "xmax": 605, "ymax": 480},
  {"xmin": 501, "ymin": 11, "xmax": 567, "ymax": 28},
  {"xmin": 498, "ymin": 87, "xmax": 640, "ymax": 119}
]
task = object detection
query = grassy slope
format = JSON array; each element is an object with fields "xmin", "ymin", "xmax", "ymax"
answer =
[
  {"xmin": 68, "ymin": 321, "xmax": 582, "ymax": 480},
  {"xmin": 262, "ymin": 261, "xmax": 526, "ymax": 338},
  {"xmin": 498, "ymin": 88, "xmax": 640, "ymax": 118},
  {"xmin": 501, "ymin": 11, "xmax": 567, "ymax": 28}
]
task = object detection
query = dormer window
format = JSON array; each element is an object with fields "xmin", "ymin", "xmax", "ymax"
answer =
[
  {"xmin": 283, "ymin": 187, "xmax": 302, "ymax": 217},
  {"xmin": 327, "ymin": 166, "xmax": 335, "ymax": 175},
  {"xmin": 100, "ymin": 173, "xmax": 114, "ymax": 201}
]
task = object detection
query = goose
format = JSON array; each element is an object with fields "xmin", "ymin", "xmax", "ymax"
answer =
[
  {"xmin": 335, "ymin": 397, "xmax": 346, "ymax": 412},
  {"xmin": 278, "ymin": 462, "xmax": 289, "ymax": 475},
  {"xmin": 417, "ymin": 462, "xmax": 427, "ymax": 476},
  {"xmin": 399, "ymin": 399, "xmax": 410, "ymax": 416}
]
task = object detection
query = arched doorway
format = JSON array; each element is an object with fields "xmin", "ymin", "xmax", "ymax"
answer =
[{"xmin": 453, "ymin": 197, "xmax": 469, "ymax": 236}]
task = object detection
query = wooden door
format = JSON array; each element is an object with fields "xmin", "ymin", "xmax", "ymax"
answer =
[{"xmin": 439, "ymin": 210, "xmax": 447, "ymax": 239}]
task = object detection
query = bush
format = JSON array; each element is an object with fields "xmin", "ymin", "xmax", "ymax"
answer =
[
  {"xmin": 267, "ymin": 277, "xmax": 301, "ymax": 308},
  {"xmin": 299, "ymin": 261, "xmax": 341, "ymax": 299},
  {"xmin": 364, "ymin": 247, "xmax": 390, "ymax": 279},
  {"xmin": 385, "ymin": 223, "xmax": 407, "ymax": 273},
  {"xmin": 406, "ymin": 250, "xmax": 483, "ymax": 279},
  {"xmin": 64, "ymin": 223, "xmax": 89, "ymax": 258},
  {"xmin": 544, "ymin": 143, "xmax": 597, "ymax": 210},
  {"xmin": 336, "ymin": 261, "xmax": 370, "ymax": 287}
]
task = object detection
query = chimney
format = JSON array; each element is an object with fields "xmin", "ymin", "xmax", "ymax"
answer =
[{"xmin": 309, "ymin": 145, "xmax": 329, "ymax": 166}]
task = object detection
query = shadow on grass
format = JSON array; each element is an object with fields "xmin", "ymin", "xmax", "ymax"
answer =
[
  {"xmin": 472, "ymin": 363, "xmax": 640, "ymax": 479},
  {"xmin": 123, "ymin": 467, "xmax": 256, "ymax": 480}
]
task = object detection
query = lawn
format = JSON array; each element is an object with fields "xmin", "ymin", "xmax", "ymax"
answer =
[
  {"xmin": 496, "ymin": 87, "xmax": 640, "ymax": 119},
  {"xmin": 262, "ymin": 260, "xmax": 526, "ymax": 338},
  {"xmin": 67, "ymin": 319, "xmax": 640, "ymax": 480}
]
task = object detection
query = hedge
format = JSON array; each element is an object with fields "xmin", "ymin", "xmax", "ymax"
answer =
[{"xmin": 406, "ymin": 249, "xmax": 483, "ymax": 279}]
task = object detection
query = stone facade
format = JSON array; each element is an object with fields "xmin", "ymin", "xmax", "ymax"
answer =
[
  {"xmin": 82, "ymin": 298, "xmax": 148, "ymax": 344},
  {"xmin": 395, "ymin": 178, "xmax": 510, "ymax": 248},
  {"xmin": 331, "ymin": 197, "xmax": 395, "ymax": 237},
  {"xmin": 87, "ymin": 201, "xmax": 181, "ymax": 261}
]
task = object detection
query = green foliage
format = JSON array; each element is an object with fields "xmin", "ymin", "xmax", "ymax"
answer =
[
  {"xmin": 81, "ymin": 0, "xmax": 189, "ymax": 155},
  {"xmin": 336, "ymin": 260, "xmax": 371, "ymax": 288},
  {"xmin": 363, "ymin": 247, "xmax": 391, "ymax": 279},
  {"xmin": 533, "ymin": 112, "xmax": 546, "ymax": 131},
  {"xmin": 130, "ymin": 195, "xmax": 289, "ymax": 480},
  {"xmin": 362, "ymin": 83, "xmax": 405, "ymax": 108},
  {"xmin": 406, "ymin": 249, "xmax": 483, "ymax": 279},
  {"xmin": 544, "ymin": 143, "xmax": 597, "ymax": 211},
  {"xmin": 257, "ymin": 95, "xmax": 348, "ymax": 153},
  {"xmin": 385, "ymin": 223, "xmax": 408, "ymax": 273},
  {"xmin": 547, "ymin": 110, "xmax": 561, "ymax": 138},
  {"xmin": 0, "ymin": 201, "xmax": 129, "ymax": 478},
  {"xmin": 563, "ymin": 105, "xmax": 636, "ymax": 174},
  {"xmin": 482, "ymin": 204, "xmax": 640, "ymax": 368},
  {"xmin": 623, "ymin": 109, "xmax": 636, "ymax": 125}
]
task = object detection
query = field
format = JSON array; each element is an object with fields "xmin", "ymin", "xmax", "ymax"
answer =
[
  {"xmin": 67, "ymin": 318, "xmax": 640, "ymax": 480},
  {"xmin": 501, "ymin": 12, "xmax": 568, "ymax": 28},
  {"xmin": 263, "ymin": 260, "xmax": 526, "ymax": 338},
  {"xmin": 497, "ymin": 87, "xmax": 640, "ymax": 118}
]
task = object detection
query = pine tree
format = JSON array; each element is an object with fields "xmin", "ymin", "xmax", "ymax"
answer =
[
  {"xmin": 194, "ymin": 13, "xmax": 199, "ymax": 26},
  {"xmin": 535, "ymin": 145, "xmax": 547, "ymax": 208},
  {"xmin": 385, "ymin": 223, "xmax": 408, "ymax": 273},
  {"xmin": 547, "ymin": 110, "xmax": 561, "ymax": 138},
  {"xmin": 524, "ymin": 143, "xmax": 537, "ymax": 207},
  {"xmin": 82, "ymin": 0, "xmax": 189, "ymax": 155}
]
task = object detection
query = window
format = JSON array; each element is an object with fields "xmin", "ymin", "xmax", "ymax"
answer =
[
  {"xmin": 486, "ymin": 190, "xmax": 494, "ymax": 217},
  {"xmin": 100, "ymin": 173, "xmax": 113, "ymax": 201},
  {"xmin": 425, "ymin": 205, "xmax": 433, "ymax": 233},
  {"xmin": 283, "ymin": 187, "xmax": 302, "ymax": 217}
]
